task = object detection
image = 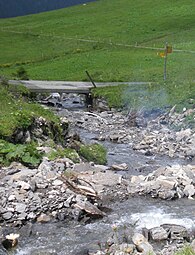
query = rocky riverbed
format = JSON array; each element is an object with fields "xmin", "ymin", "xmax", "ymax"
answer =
[{"xmin": 0, "ymin": 99, "xmax": 195, "ymax": 254}]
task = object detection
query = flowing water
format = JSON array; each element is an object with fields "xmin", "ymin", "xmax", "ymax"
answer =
[
  {"xmin": 15, "ymin": 197, "xmax": 195, "ymax": 255},
  {"xmin": 12, "ymin": 98, "xmax": 195, "ymax": 255}
]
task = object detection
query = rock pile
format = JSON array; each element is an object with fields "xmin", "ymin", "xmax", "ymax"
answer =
[
  {"xmin": 92, "ymin": 226, "xmax": 195, "ymax": 255},
  {"xmin": 59, "ymin": 107, "xmax": 195, "ymax": 160},
  {"xmin": 128, "ymin": 164, "xmax": 195, "ymax": 200},
  {"xmin": 0, "ymin": 158, "xmax": 124, "ymax": 226}
]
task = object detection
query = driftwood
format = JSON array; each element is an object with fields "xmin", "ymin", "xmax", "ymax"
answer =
[
  {"xmin": 61, "ymin": 174, "xmax": 98, "ymax": 198},
  {"xmin": 61, "ymin": 174, "xmax": 106, "ymax": 217}
]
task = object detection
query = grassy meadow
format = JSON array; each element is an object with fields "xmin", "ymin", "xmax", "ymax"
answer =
[
  {"xmin": 0, "ymin": 0, "xmax": 195, "ymax": 112},
  {"xmin": 0, "ymin": 0, "xmax": 194, "ymax": 82}
]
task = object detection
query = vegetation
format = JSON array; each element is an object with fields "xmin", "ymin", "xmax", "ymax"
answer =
[
  {"xmin": 0, "ymin": 0, "xmax": 194, "ymax": 112},
  {"xmin": 48, "ymin": 147, "xmax": 80, "ymax": 163},
  {"xmin": 79, "ymin": 143, "xmax": 107, "ymax": 165},
  {"xmin": 0, "ymin": 140, "xmax": 42, "ymax": 167},
  {"xmin": 0, "ymin": 82, "xmax": 62, "ymax": 138},
  {"xmin": 92, "ymin": 81, "xmax": 195, "ymax": 112},
  {"xmin": 174, "ymin": 245, "xmax": 194, "ymax": 255},
  {"xmin": 0, "ymin": 81, "xmax": 67, "ymax": 166},
  {"xmin": 15, "ymin": 66, "xmax": 29, "ymax": 80},
  {"xmin": 0, "ymin": 0, "xmax": 194, "ymax": 83}
]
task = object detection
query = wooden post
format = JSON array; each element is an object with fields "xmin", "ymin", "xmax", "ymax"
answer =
[
  {"xmin": 85, "ymin": 70, "xmax": 96, "ymax": 88},
  {"xmin": 164, "ymin": 42, "xmax": 168, "ymax": 81}
]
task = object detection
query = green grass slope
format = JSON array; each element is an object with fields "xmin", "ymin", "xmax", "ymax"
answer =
[{"xmin": 0, "ymin": 0, "xmax": 194, "ymax": 82}]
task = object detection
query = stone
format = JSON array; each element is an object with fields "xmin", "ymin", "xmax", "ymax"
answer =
[
  {"xmin": 15, "ymin": 203, "xmax": 27, "ymax": 214},
  {"xmin": 36, "ymin": 182, "xmax": 48, "ymax": 189},
  {"xmin": 11, "ymin": 169, "xmax": 37, "ymax": 181},
  {"xmin": 2, "ymin": 212, "xmax": 13, "ymax": 220},
  {"xmin": 75, "ymin": 248, "xmax": 89, "ymax": 255},
  {"xmin": 114, "ymin": 252, "xmax": 126, "ymax": 255},
  {"xmin": 52, "ymin": 180, "xmax": 63, "ymax": 186},
  {"xmin": 183, "ymin": 184, "xmax": 195, "ymax": 198},
  {"xmin": 132, "ymin": 233, "xmax": 147, "ymax": 246},
  {"xmin": 176, "ymin": 129, "xmax": 191, "ymax": 142},
  {"xmin": 18, "ymin": 181, "xmax": 31, "ymax": 190},
  {"xmin": 119, "ymin": 243, "xmax": 134, "ymax": 253},
  {"xmin": 136, "ymin": 242, "xmax": 154, "ymax": 254},
  {"xmin": 27, "ymin": 212, "xmax": 36, "ymax": 220},
  {"xmin": 150, "ymin": 227, "xmax": 168, "ymax": 241},
  {"xmin": 17, "ymin": 212, "xmax": 27, "ymax": 220},
  {"xmin": 8, "ymin": 195, "xmax": 16, "ymax": 201},
  {"xmin": 161, "ymin": 224, "xmax": 188, "ymax": 240},
  {"xmin": 37, "ymin": 214, "xmax": 51, "ymax": 223},
  {"xmin": 111, "ymin": 163, "xmax": 128, "ymax": 171}
]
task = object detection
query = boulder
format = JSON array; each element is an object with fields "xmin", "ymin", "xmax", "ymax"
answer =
[
  {"xmin": 149, "ymin": 227, "xmax": 168, "ymax": 241},
  {"xmin": 161, "ymin": 224, "xmax": 188, "ymax": 240}
]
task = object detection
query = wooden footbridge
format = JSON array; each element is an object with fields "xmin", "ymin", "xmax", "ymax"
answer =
[{"xmin": 9, "ymin": 80, "xmax": 150, "ymax": 94}]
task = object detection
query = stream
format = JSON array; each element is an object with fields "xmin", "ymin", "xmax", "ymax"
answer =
[{"xmin": 13, "ymin": 96, "xmax": 195, "ymax": 255}]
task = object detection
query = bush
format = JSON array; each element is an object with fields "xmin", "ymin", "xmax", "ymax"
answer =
[
  {"xmin": 16, "ymin": 67, "xmax": 29, "ymax": 80},
  {"xmin": 79, "ymin": 143, "xmax": 107, "ymax": 165},
  {"xmin": 0, "ymin": 140, "xmax": 42, "ymax": 167}
]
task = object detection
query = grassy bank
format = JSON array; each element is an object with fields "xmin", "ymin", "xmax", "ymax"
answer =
[
  {"xmin": 0, "ymin": 0, "xmax": 194, "ymax": 83},
  {"xmin": 0, "ymin": 83, "xmax": 61, "ymax": 138},
  {"xmin": 92, "ymin": 81, "xmax": 195, "ymax": 111}
]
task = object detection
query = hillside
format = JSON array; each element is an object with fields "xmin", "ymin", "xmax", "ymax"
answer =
[{"xmin": 0, "ymin": 0, "xmax": 195, "ymax": 82}]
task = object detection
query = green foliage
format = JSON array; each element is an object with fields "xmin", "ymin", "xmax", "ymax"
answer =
[
  {"xmin": 48, "ymin": 147, "xmax": 80, "ymax": 163},
  {"xmin": 9, "ymin": 84, "xmax": 30, "ymax": 97},
  {"xmin": 15, "ymin": 66, "xmax": 29, "ymax": 80},
  {"xmin": 92, "ymin": 84, "xmax": 128, "ymax": 109},
  {"xmin": 0, "ymin": 0, "xmax": 194, "ymax": 114},
  {"xmin": 0, "ymin": 140, "xmax": 42, "ymax": 167},
  {"xmin": 174, "ymin": 245, "xmax": 194, "ymax": 255},
  {"xmin": 92, "ymin": 81, "xmax": 195, "ymax": 112},
  {"xmin": 184, "ymin": 112, "xmax": 195, "ymax": 128},
  {"xmin": 0, "ymin": 0, "xmax": 194, "ymax": 83},
  {"xmin": 79, "ymin": 143, "xmax": 107, "ymax": 165},
  {"xmin": 0, "ymin": 84, "xmax": 62, "ymax": 138}
]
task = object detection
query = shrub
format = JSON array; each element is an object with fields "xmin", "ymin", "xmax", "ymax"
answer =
[
  {"xmin": 16, "ymin": 67, "xmax": 29, "ymax": 80},
  {"xmin": 0, "ymin": 140, "xmax": 42, "ymax": 167}
]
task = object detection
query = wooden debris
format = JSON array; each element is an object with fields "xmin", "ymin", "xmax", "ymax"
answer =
[{"xmin": 61, "ymin": 174, "xmax": 98, "ymax": 198}]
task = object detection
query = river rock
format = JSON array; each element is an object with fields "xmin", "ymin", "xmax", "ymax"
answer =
[
  {"xmin": 37, "ymin": 213, "xmax": 51, "ymax": 223},
  {"xmin": 132, "ymin": 233, "xmax": 147, "ymax": 246},
  {"xmin": 111, "ymin": 163, "xmax": 128, "ymax": 171},
  {"xmin": 15, "ymin": 203, "xmax": 27, "ymax": 213},
  {"xmin": 161, "ymin": 224, "xmax": 188, "ymax": 240},
  {"xmin": 2, "ymin": 212, "xmax": 13, "ymax": 220},
  {"xmin": 183, "ymin": 184, "xmax": 195, "ymax": 198},
  {"xmin": 18, "ymin": 181, "xmax": 31, "ymax": 190},
  {"xmin": 136, "ymin": 242, "xmax": 154, "ymax": 254},
  {"xmin": 132, "ymin": 233, "xmax": 154, "ymax": 254},
  {"xmin": 52, "ymin": 179, "xmax": 63, "ymax": 186},
  {"xmin": 128, "ymin": 164, "xmax": 195, "ymax": 200},
  {"xmin": 118, "ymin": 243, "xmax": 135, "ymax": 253},
  {"xmin": 149, "ymin": 227, "xmax": 168, "ymax": 241}
]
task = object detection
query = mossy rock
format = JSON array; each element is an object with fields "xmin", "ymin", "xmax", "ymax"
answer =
[
  {"xmin": 48, "ymin": 147, "xmax": 80, "ymax": 163},
  {"xmin": 79, "ymin": 143, "xmax": 107, "ymax": 165}
]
